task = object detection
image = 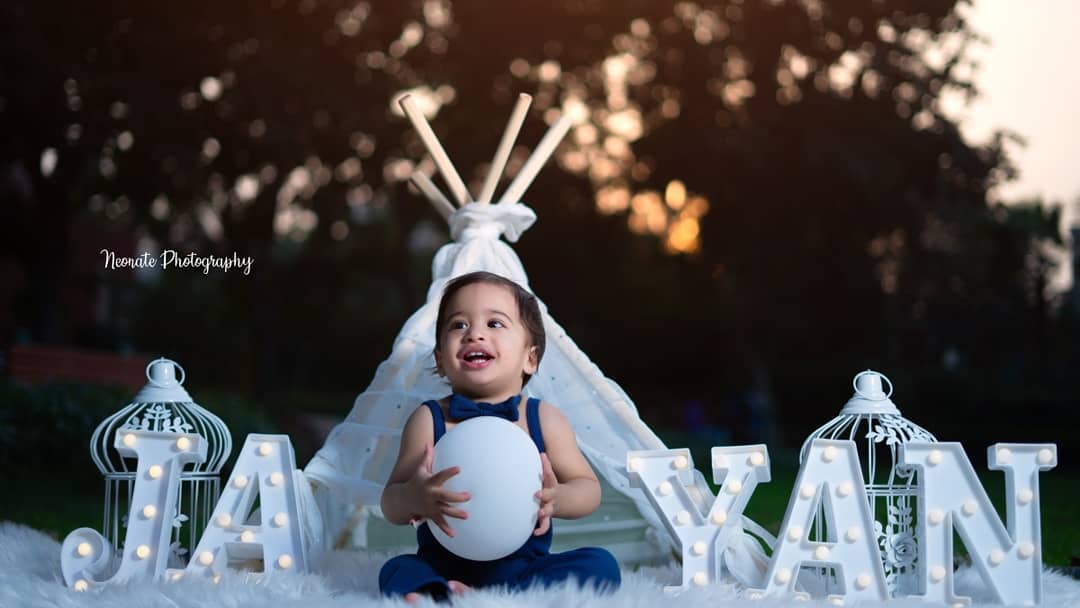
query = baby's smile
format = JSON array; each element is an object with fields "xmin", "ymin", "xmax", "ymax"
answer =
[{"xmin": 460, "ymin": 348, "xmax": 495, "ymax": 369}]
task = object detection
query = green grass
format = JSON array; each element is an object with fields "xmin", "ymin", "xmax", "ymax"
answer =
[{"xmin": 2, "ymin": 477, "xmax": 104, "ymax": 542}]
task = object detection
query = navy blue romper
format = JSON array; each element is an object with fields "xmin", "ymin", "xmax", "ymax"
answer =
[{"xmin": 379, "ymin": 397, "xmax": 621, "ymax": 597}]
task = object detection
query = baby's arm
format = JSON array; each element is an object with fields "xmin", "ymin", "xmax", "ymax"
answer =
[
  {"xmin": 535, "ymin": 402, "xmax": 601, "ymax": 533},
  {"xmin": 380, "ymin": 405, "xmax": 470, "ymax": 535}
]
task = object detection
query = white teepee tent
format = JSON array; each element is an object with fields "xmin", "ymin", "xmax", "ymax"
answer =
[{"xmin": 303, "ymin": 94, "xmax": 772, "ymax": 579}]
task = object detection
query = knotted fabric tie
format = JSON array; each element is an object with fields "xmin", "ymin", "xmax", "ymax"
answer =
[
  {"xmin": 448, "ymin": 202, "xmax": 537, "ymax": 243},
  {"xmin": 448, "ymin": 393, "xmax": 522, "ymax": 422}
]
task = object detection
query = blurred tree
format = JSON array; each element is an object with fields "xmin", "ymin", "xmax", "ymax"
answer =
[
  {"xmin": 1, "ymin": 0, "xmax": 439, "ymax": 393},
  {"xmin": 0, "ymin": 1, "xmax": 1068, "ymax": 430},
  {"xmin": 909, "ymin": 201, "xmax": 1063, "ymax": 380}
]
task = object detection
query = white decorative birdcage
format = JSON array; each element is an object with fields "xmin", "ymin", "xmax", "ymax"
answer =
[
  {"xmin": 89, "ymin": 358, "xmax": 231, "ymax": 567},
  {"xmin": 799, "ymin": 370, "xmax": 936, "ymax": 597}
]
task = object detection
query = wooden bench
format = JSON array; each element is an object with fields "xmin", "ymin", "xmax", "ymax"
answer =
[{"xmin": 7, "ymin": 344, "xmax": 149, "ymax": 390}]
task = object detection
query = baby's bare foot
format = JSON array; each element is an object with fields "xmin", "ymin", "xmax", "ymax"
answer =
[
  {"xmin": 447, "ymin": 580, "xmax": 472, "ymax": 595},
  {"xmin": 404, "ymin": 591, "xmax": 423, "ymax": 604}
]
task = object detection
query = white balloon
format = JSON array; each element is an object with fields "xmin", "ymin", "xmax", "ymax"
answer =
[{"xmin": 431, "ymin": 417, "xmax": 542, "ymax": 561}]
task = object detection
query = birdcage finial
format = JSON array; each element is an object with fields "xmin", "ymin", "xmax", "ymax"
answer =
[
  {"xmin": 128, "ymin": 358, "xmax": 192, "ymax": 403},
  {"xmin": 840, "ymin": 370, "xmax": 900, "ymax": 415}
]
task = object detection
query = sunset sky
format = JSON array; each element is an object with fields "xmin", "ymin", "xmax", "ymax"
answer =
[{"xmin": 952, "ymin": 1, "xmax": 1079, "ymax": 286}]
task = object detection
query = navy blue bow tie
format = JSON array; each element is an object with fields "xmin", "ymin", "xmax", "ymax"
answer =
[{"xmin": 448, "ymin": 393, "xmax": 522, "ymax": 422}]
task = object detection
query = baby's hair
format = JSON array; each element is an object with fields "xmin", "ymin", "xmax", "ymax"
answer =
[{"xmin": 435, "ymin": 271, "xmax": 546, "ymax": 385}]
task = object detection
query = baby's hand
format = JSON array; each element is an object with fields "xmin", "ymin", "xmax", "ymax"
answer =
[
  {"xmin": 407, "ymin": 443, "xmax": 470, "ymax": 537},
  {"xmin": 534, "ymin": 453, "xmax": 559, "ymax": 535}
]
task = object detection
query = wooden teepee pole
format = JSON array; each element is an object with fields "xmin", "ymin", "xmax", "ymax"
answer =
[
  {"xmin": 398, "ymin": 94, "xmax": 472, "ymax": 206},
  {"xmin": 497, "ymin": 113, "xmax": 572, "ymax": 205},
  {"xmin": 478, "ymin": 93, "xmax": 532, "ymax": 205}
]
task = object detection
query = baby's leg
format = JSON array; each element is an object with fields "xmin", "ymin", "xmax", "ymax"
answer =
[
  {"xmin": 513, "ymin": 547, "xmax": 622, "ymax": 592},
  {"xmin": 379, "ymin": 554, "xmax": 450, "ymax": 600}
]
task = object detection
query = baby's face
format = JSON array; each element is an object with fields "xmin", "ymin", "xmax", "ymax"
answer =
[{"xmin": 435, "ymin": 282, "xmax": 537, "ymax": 401}]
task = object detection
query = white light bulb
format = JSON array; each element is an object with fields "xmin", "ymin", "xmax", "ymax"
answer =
[
  {"xmin": 711, "ymin": 510, "xmax": 727, "ymax": 525},
  {"xmin": 799, "ymin": 483, "xmax": 815, "ymax": 499},
  {"xmin": 269, "ymin": 471, "xmax": 285, "ymax": 486},
  {"xmin": 627, "ymin": 457, "xmax": 642, "ymax": 472},
  {"xmin": 1017, "ymin": 488, "xmax": 1034, "ymax": 505},
  {"xmin": 217, "ymin": 513, "xmax": 232, "ymax": 527},
  {"xmin": 142, "ymin": 505, "xmax": 157, "ymax": 519},
  {"xmin": 989, "ymin": 549, "xmax": 1005, "ymax": 566},
  {"xmin": 814, "ymin": 546, "xmax": 830, "ymax": 561},
  {"xmin": 775, "ymin": 567, "xmax": 792, "ymax": 584},
  {"xmin": 673, "ymin": 455, "xmax": 688, "ymax": 470},
  {"xmin": 691, "ymin": 541, "xmax": 707, "ymax": 556},
  {"xmin": 692, "ymin": 571, "xmax": 707, "ymax": 586},
  {"xmin": 855, "ymin": 573, "xmax": 872, "ymax": 590},
  {"xmin": 273, "ymin": 512, "xmax": 289, "ymax": 527},
  {"xmin": 213, "ymin": 574, "xmax": 222, "ymax": 584},
  {"xmin": 845, "ymin": 526, "xmax": 862, "ymax": 542},
  {"xmin": 822, "ymin": 446, "xmax": 837, "ymax": 462},
  {"xmin": 996, "ymin": 448, "xmax": 1012, "ymax": 464},
  {"xmin": 233, "ymin": 475, "xmax": 248, "ymax": 489},
  {"xmin": 928, "ymin": 508, "xmax": 945, "ymax": 525},
  {"xmin": 277, "ymin": 554, "xmax": 293, "ymax": 569},
  {"xmin": 927, "ymin": 450, "xmax": 943, "ymax": 466},
  {"xmin": 123, "ymin": 433, "xmax": 136, "ymax": 447},
  {"xmin": 658, "ymin": 481, "xmax": 673, "ymax": 496},
  {"xmin": 148, "ymin": 464, "xmax": 163, "ymax": 479},
  {"xmin": 169, "ymin": 571, "xmax": 184, "ymax": 581},
  {"xmin": 176, "ymin": 436, "xmax": 191, "ymax": 451},
  {"xmin": 787, "ymin": 526, "xmax": 803, "ymax": 542},
  {"xmin": 962, "ymin": 500, "xmax": 978, "ymax": 516},
  {"xmin": 135, "ymin": 544, "xmax": 151, "ymax": 559},
  {"xmin": 74, "ymin": 579, "xmax": 89, "ymax": 592},
  {"xmin": 1037, "ymin": 449, "xmax": 1054, "ymax": 465},
  {"xmin": 830, "ymin": 597, "xmax": 845, "ymax": 606},
  {"xmin": 199, "ymin": 551, "xmax": 214, "ymax": 566},
  {"xmin": 675, "ymin": 510, "xmax": 690, "ymax": 525},
  {"xmin": 726, "ymin": 479, "xmax": 743, "ymax": 494},
  {"xmin": 258, "ymin": 442, "xmax": 273, "ymax": 456},
  {"xmin": 1018, "ymin": 542, "xmax": 1035, "ymax": 559},
  {"xmin": 837, "ymin": 482, "xmax": 853, "ymax": 498},
  {"xmin": 749, "ymin": 451, "xmax": 765, "ymax": 466},
  {"xmin": 930, "ymin": 565, "xmax": 946, "ymax": 582},
  {"xmin": 793, "ymin": 592, "xmax": 810, "ymax": 601},
  {"xmin": 76, "ymin": 542, "xmax": 92, "ymax": 557},
  {"xmin": 240, "ymin": 531, "xmax": 255, "ymax": 542}
]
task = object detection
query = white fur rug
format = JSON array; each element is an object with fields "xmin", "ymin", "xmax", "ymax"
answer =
[{"xmin": 2, "ymin": 523, "xmax": 1077, "ymax": 607}]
